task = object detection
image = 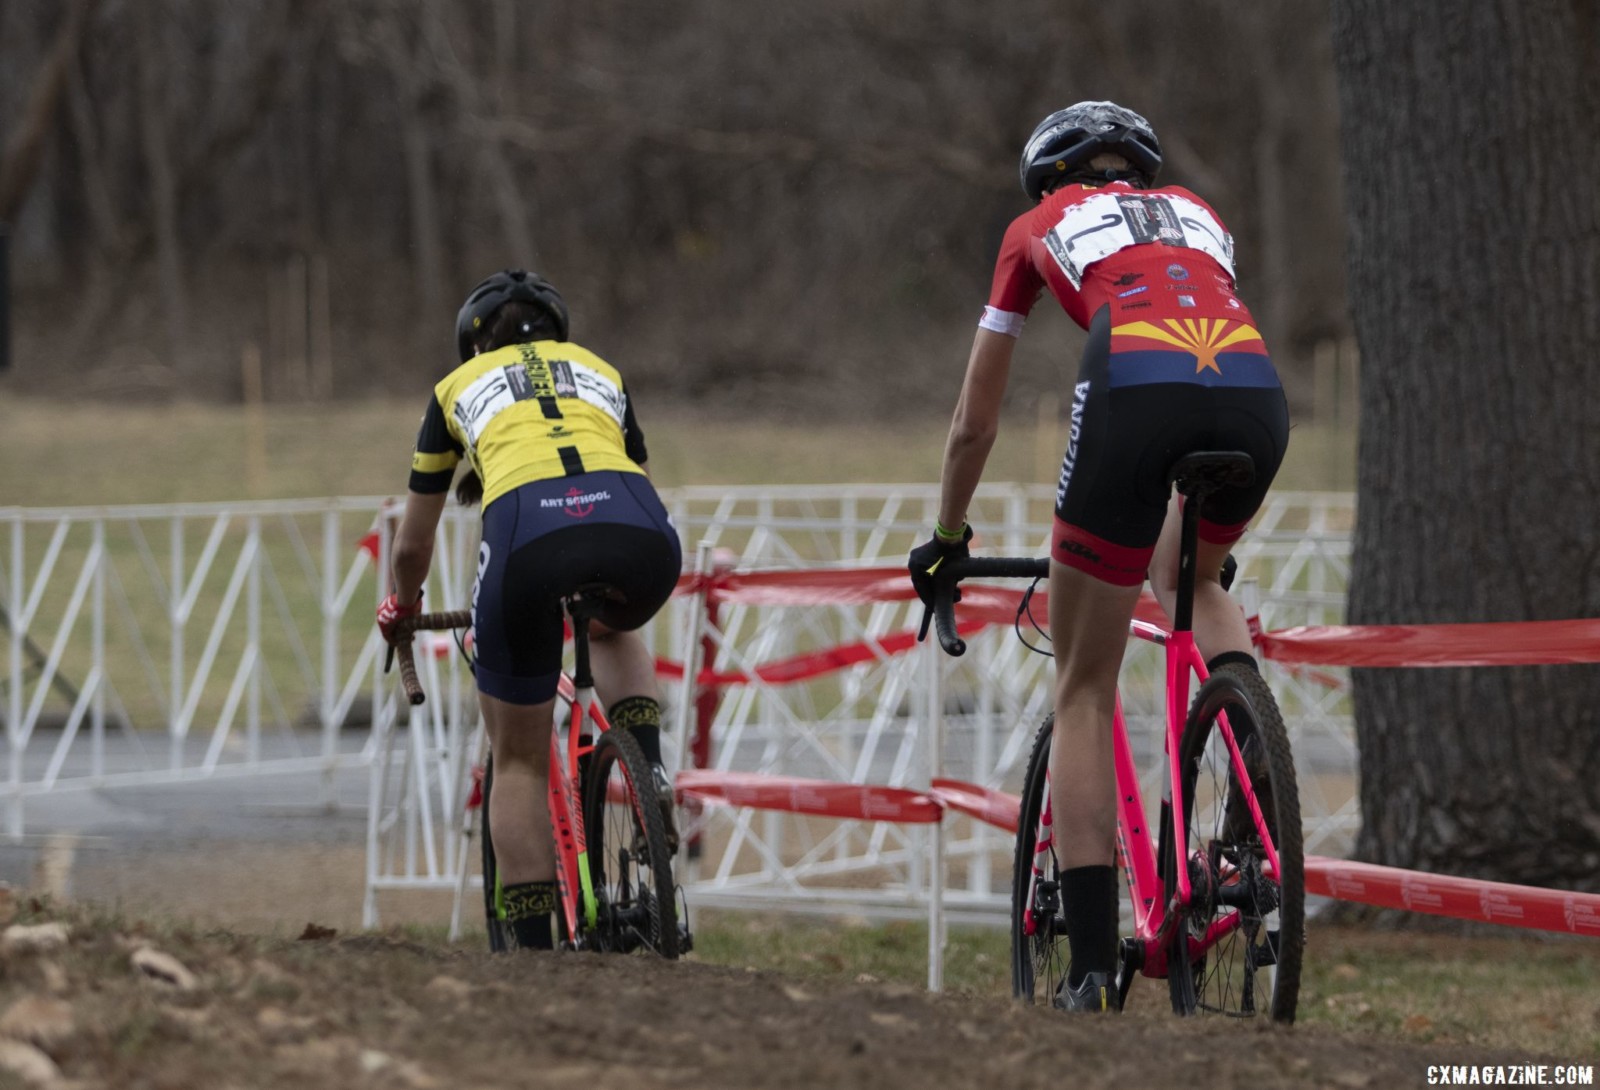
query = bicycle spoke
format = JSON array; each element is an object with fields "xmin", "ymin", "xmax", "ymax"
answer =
[
  {"xmin": 582, "ymin": 730, "xmax": 681, "ymax": 959},
  {"xmin": 1169, "ymin": 664, "xmax": 1303, "ymax": 1022}
]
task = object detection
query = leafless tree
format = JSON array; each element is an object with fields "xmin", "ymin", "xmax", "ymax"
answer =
[
  {"xmin": 2, "ymin": 0, "xmax": 1349, "ymax": 409},
  {"xmin": 1334, "ymin": 0, "xmax": 1600, "ymax": 891}
]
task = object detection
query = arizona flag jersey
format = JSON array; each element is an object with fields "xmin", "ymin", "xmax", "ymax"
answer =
[{"xmin": 981, "ymin": 181, "xmax": 1273, "ymax": 387}]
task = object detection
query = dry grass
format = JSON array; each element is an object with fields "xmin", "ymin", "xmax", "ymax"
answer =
[
  {"xmin": 694, "ymin": 912, "xmax": 1600, "ymax": 1057},
  {"xmin": 3, "ymin": 394, "xmax": 1355, "ymax": 508}
]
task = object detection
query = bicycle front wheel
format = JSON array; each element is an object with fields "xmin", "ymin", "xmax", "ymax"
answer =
[
  {"xmin": 580, "ymin": 728, "xmax": 681, "ymax": 958},
  {"xmin": 1012, "ymin": 714, "xmax": 1070, "ymax": 1003},
  {"xmin": 1167, "ymin": 662, "xmax": 1304, "ymax": 1022}
]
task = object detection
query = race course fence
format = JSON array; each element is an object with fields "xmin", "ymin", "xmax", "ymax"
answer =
[{"xmin": 5, "ymin": 486, "xmax": 1595, "ymax": 990}]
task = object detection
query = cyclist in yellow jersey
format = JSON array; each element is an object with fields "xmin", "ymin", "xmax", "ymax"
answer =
[{"xmin": 377, "ymin": 269, "xmax": 682, "ymax": 952}]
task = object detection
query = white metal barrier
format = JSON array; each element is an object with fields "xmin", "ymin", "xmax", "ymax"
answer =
[
  {"xmin": 0, "ymin": 487, "xmax": 1355, "ymax": 943},
  {"xmin": 0, "ymin": 499, "xmax": 402, "ymax": 836},
  {"xmin": 356, "ymin": 485, "xmax": 1356, "ymax": 938}
]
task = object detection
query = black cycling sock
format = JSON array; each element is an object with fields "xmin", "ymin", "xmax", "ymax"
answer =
[
  {"xmin": 1205, "ymin": 650, "xmax": 1259, "ymax": 674},
  {"xmin": 1062, "ymin": 865, "xmax": 1119, "ymax": 987},
  {"xmin": 608, "ymin": 695, "xmax": 663, "ymax": 765},
  {"xmin": 501, "ymin": 880, "xmax": 556, "ymax": 951}
]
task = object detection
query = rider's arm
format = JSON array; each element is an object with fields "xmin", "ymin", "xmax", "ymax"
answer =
[
  {"xmin": 621, "ymin": 384, "xmax": 648, "ymax": 461},
  {"xmin": 937, "ymin": 327, "xmax": 1017, "ymax": 533},
  {"xmin": 620, "ymin": 383, "xmax": 652, "ymax": 479},
  {"xmin": 392, "ymin": 489, "xmax": 448, "ymax": 605},
  {"xmin": 393, "ymin": 393, "xmax": 461, "ymax": 603}
]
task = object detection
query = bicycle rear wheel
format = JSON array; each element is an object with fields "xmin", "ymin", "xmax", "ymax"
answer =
[
  {"xmin": 1012, "ymin": 714, "xmax": 1071, "ymax": 1003},
  {"xmin": 1167, "ymin": 663, "xmax": 1304, "ymax": 1022},
  {"xmin": 581, "ymin": 728, "xmax": 681, "ymax": 958}
]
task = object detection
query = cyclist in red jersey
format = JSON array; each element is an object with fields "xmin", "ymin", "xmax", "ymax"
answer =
[{"xmin": 908, "ymin": 102, "xmax": 1289, "ymax": 1011}]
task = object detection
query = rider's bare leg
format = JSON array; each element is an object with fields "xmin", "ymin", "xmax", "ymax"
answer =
[
  {"xmin": 1047, "ymin": 560, "xmax": 1143, "ymax": 871},
  {"xmin": 480, "ymin": 691, "xmax": 556, "ymax": 884},
  {"xmin": 1048, "ymin": 559, "xmax": 1142, "ymax": 996},
  {"xmin": 586, "ymin": 620, "xmax": 660, "ymax": 709}
]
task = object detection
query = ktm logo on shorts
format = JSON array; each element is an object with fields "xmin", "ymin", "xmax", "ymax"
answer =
[{"xmin": 1058, "ymin": 539, "xmax": 1101, "ymax": 563}]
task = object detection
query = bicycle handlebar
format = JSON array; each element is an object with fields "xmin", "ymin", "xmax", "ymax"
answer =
[
  {"xmin": 922, "ymin": 556, "xmax": 1049, "ymax": 658},
  {"xmin": 385, "ymin": 610, "xmax": 473, "ymax": 705},
  {"xmin": 922, "ymin": 550, "xmax": 1240, "ymax": 658}
]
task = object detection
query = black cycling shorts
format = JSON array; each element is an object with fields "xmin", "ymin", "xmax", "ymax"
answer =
[
  {"xmin": 472, "ymin": 470, "xmax": 682, "ymax": 703},
  {"xmin": 1052, "ymin": 306, "xmax": 1290, "ymax": 586}
]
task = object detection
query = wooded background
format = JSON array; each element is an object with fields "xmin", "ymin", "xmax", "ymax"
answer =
[
  {"xmin": 9, "ymin": 0, "xmax": 1597, "ymax": 893},
  {"xmin": 0, "ymin": 0, "xmax": 1348, "ymax": 414}
]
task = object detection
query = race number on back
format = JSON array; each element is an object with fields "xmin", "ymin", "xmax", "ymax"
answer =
[{"xmin": 1043, "ymin": 192, "xmax": 1236, "ymax": 288}]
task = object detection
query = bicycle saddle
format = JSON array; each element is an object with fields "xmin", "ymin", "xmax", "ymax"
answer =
[
  {"xmin": 565, "ymin": 582, "xmax": 622, "ymax": 622},
  {"xmin": 1168, "ymin": 451, "xmax": 1255, "ymax": 498}
]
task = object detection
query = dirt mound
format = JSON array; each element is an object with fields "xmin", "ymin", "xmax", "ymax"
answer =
[{"xmin": 0, "ymin": 899, "xmax": 1549, "ymax": 1090}]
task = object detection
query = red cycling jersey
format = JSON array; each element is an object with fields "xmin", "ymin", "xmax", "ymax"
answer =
[
  {"xmin": 984, "ymin": 180, "xmax": 1288, "ymax": 585},
  {"xmin": 982, "ymin": 180, "xmax": 1257, "ymax": 337}
]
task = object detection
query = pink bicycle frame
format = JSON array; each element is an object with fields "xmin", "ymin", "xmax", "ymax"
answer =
[{"xmin": 1022, "ymin": 614, "xmax": 1282, "ymax": 978}]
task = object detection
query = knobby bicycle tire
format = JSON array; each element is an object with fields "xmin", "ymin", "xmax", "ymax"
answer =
[
  {"xmin": 580, "ymin": 728, "xmax": 681, "ymax": 959},
  {"xmin": 1167, "ymin": 663, "xmax": 1304, "ymax": 1022},
  {"xmin": 1012, "ymin": 714, "xmax": 1070, "ymax": 1003}
]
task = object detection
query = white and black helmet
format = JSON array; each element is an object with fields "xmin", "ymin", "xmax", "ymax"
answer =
[{"xmin": 1018, "ymin": 101, "xmax": 1162, "ymax": 201}]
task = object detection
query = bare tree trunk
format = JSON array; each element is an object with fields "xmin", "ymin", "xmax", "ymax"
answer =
[
  {"xmin": 0, "ymin": 0, "xmax": 95, "ymax": 221},
  {"xmin": 1244, "ymin": 13, "xmax": 1294, "ymax": 356},
  {"xmin": 426, "ymin": 1, "xmax": 534, "ymax": 262},
  {"xmin": 137, "ymin": 0, "xmax": 189, "ymax": 375},
  {"xmin": 1333, "ymin": 1, "xmax": 1600, "ymax": 890},
  {"xmin": 66, "ymin": 56, "xmax": 119, "ymax": 248},
  {"xmin": 401, "ymin": 113, "xmax": 445, "ymax": 327}
]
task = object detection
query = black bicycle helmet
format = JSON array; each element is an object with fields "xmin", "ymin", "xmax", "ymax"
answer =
[
  {"xmin": 1018, "ymin": 101, "xmax": 1162, "ymax": 201},
  {"xmin": 454, "ymin": 269, "xmax": 570, "ymax": 361}
]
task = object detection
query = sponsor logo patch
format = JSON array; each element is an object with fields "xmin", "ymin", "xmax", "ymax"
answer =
[
  {"xmin": 540, "ymin": 488, "xmax": 612, "ymax": 518},
  {"xmin": 1166, "ymin": 263, "xmax": 1190, "ymax": 280},
  {"xmin": 1177, "ymin": 294, "xmax": 1196, "ymax": 307},
  {"xmin": 1116, "ymin": 285, "xmax": 1149, "ymax": 298},
  {"xmin": 1055, "ymin": 381, "xmax": 1091, "ymax": 507}
]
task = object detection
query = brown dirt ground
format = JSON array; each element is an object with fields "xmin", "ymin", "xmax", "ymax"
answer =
[
  {"xmin": 0, "ymin": 902, "xmax": 1555, "ymax": 1088},
  {"xmin": 0, "ymin": 890, "xmax": 1558, "ymax": 1090}
]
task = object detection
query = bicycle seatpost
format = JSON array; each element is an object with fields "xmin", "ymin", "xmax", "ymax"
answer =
[
  {"xmin": 570, "ymin": 613, "xmax": 594, "ymax": 691},
  {"xmin": 566, "ymin": 584, "xmax": 613, "ymax": 694},
  {"xmin": 1167, "ymin": 451, "xmax": 1255, "ymax": 635},
  {"xmin": 567, "ymin": 606, "xmax": 597, "ymax": 692},
  {"xmin": 1172, "ymin": 496, "xmax": 1204, "ymax": 635}
]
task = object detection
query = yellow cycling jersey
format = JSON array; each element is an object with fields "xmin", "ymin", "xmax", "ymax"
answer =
[{"xmin": 409, "ymin": 340, "xmax": 648, "ymax": 509}]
